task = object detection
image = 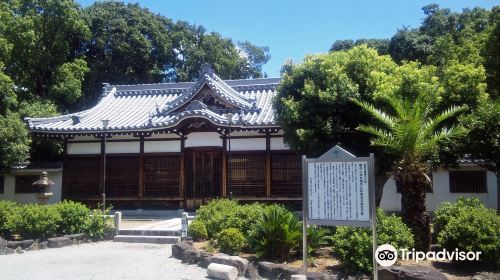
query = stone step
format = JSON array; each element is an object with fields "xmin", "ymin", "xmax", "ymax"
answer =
[
  {"xmin": 113, "ymin": 235, "xmax": 180, "ymax": 244},
  {"xmin": 118, "ymin": 229, "xmax": 181, "ymax": 236}
]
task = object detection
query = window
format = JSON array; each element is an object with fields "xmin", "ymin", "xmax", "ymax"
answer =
[
  {"xmin": 271, "ymin": 154, "xmax": 302, "ymax": 197},
  {"xmin": 106, "ymin": 156, "xmax": 139, "ymax": 197},
  {"xmin": 144, "ymin": 156, "xmax": 180, "ymax": 197},
  {"xmin": 0, "ymin": 176, "xmax": 4, "ymax": 193},
  {"xmin": 64, "ymin": 157, "xmax": 101, "ymax": 197},
  {"xmin": 15, "ymin": 175, "xmax": 40, "ymax": 193},
  {"xmin": 228, "ymin": 153, "xmax": 266, "ymax": 197},
  {"xmin": 449, "ymin": 170, "xmax": 487, "ymax": 193}
]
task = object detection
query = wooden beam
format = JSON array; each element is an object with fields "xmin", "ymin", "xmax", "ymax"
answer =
[
  {"xmin": 138, "ymin": 136, "xmax": 144, "ymax": 198},
  {"xmin": 265, "ymin": 133, "xmax": 271, "ymax": 197},
  {"xmin": 99, "ymin": 136, "xmax": 105, "ymax": 195},
  {"xmin": 180, "ymin": 136, "xmax": 186, "ymax": 208},
  {"xmin": 222, "ymin": 135, "xmax": 227, "ymax": 197}
]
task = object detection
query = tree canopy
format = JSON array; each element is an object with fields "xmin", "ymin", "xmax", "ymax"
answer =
[{"xmin": 0, "ymin": 0, "xmax": 271, "ymax": 171}]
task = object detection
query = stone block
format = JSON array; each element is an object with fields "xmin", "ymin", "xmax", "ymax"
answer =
[
  {"xmin": 245, "ymin": 262, "xmax": 261, "ymax": 280},
  {"xmin": 64, "ymin": 233, "xmax": 85, "ymax": 241},
  {"xmin": 6, "ymin": 241, "xmax": 22, "ymax": 249},
  {"xmin": 472, "ymin": 272, "xmax": 500, "ymax": 280},
  {"xmin": 47, "ymin": 237, "xmax": 73, "ymax": 248},
  {"xmin": 207, "ymin": 263, "xmax": 238, "ymax": 280},
  {"xmin": 199, "ymin": 250, "xmax": 212, "ymax": 268},
  {"xmin": 379, "ymin": 265, "xmax": 447, "ymax": 280},
  {"xmin": 25, "ymin": 242, "xmax": 40, "ymax": 251},
  {"xmin": 15, "ymin": 246, "xmax": 24, "ymax": 254},
  {"xmin": 21, "ymin": 239, "xmax": 35, "ymax": 249},
  {"xmin": 39, "ymin": 241, "xmax": 48, "ymax": 249},
  {"xmin": 211, "ymin": 254, "xmax": 249, "ymax": 276},
  {"xmin": 0, "ymin": 237, "xmax": 6, "ymax": 251},
  {"xmin": 3, "ymin": 247, "xmax": 15, "ymax": 255}
]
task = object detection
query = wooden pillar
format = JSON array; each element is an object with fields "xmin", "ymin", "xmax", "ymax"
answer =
[
  {"xmin": 266, "ymin": 132, "xmax": 271, "ymax": 197},
  {"xmin": 138, "ymin": 136, "xmax": 144, "ymax": 198},
  {"xmin": 222, "ymin": 135, "xmax": 227, "ymax": 197},
  {"xmin": 180, "ymin": 136, "xmax": 185, "ymax": 208},
  {"xmin": 62, "ymin": 138, "xmax": 68, "ymax": 199},
  {"xmin": 99, "ymin": 135, "xmax": 105, "ymax": 195}
]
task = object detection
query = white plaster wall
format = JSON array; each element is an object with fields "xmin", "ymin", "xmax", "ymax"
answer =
[
  {"xmin": 185, "ymin": 132, "xmax": 222, "ymax": 147},
  {"xmin": 380, "ymin": 167, "xmax": 498, "ymax": 212},
  {"xmin": 270, "ymin": 137, "xmax": 290, "ymax": 150},
  {"xmin": 0, "ymin": 170, "xmax": 63, "ymax": 204},
  {"xmin": 149, "ymin": 133, "xmax": 180, "ymax": 139},
  {"xmin": 106, "ymin": 142, "xmax": 140, "ymax": 154},
  {"xmin": 144, "ymin": 141, "xmax": 181, "ymax": 153},
  {"xmin": 229, "ymin": 138, "xmax": 266, "ymax": 151},
  {"xmin": 67, "ymin": 142, "xmax": 100, "ymax": 155}
]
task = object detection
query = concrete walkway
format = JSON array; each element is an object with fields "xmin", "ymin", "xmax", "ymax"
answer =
[
  {"xmin": 0, "ymin": 241, "xmax": 208, "ymax": 280},
  {"xmin": 121, "ymin": 218, "xmax": 182, "ymax": 231}
]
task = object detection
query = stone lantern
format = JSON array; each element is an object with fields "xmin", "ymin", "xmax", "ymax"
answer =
[{"xmin": 32, "ymin": 171, "xmax": 54, "ymax": 205}]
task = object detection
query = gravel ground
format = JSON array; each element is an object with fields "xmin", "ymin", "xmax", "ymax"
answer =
[{"xmin": 0, "ymin": 241, "xmax": 209, "ymax": 280}]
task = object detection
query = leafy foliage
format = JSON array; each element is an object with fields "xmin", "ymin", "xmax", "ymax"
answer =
[
  {"xmin": 54, "ymin": 200, "xmax": 90, "ymax": 235},
  {"xmin": 188, "ymin": 219, "xmax": 208, "ymax": 241},
  {"xmin": 6, "ymin": 204, "xmax": 62, "ymax": 240},
  {"xmin": 247, "ymin": 204, "xmax": 302, "ymax": 261},
  {"xmin": 216, "ymin": 228, "xmax": 245, "ymax": 255},
  {"xmin": 437, "ymin": 201, "xmax": 500, "ymax": 267},
  {"xmin": 331, "ymin": 209, "xmax": 414, "ymax": 274},
  {"xmin": 331, "ymin": 39, "xmax": 390, "ymax": 55},
  {"xmin": 306, "ymin": 226, "xmax": 331, "ymax": 256},
  {"xmin": 433, "ymin": 197, "xmax": 484, "ymax": 238},
  {"xmin": 0, "ymin": 201, "xmax": 112, "ymax": 241}
]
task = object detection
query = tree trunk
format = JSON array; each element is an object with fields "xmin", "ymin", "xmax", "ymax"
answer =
[{"xmin": 395, "ymin": 165, "xmax": 431, "ymax": 252}]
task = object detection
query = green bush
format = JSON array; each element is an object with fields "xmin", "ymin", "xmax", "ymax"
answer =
[
  {"xmin": 307, "ymin": 226, "xmax": 331, "ymax": 255},
  {"xmin": 331, "ymin": 208, "xmax": 414, "ymax": 274},
  {"xmin": 224, "ymin": 203, "xmax": 266, "ymax": 235},
  {"xmin": 6, "ymin": 204, "xmax": 62, "ymax": 240},
  {"xmin": 84, "ymin": 207, "xmax": 113, "ymax": 241},
  {"xmin": 433, "ymin": 197, "xmax": 483, "ymax": 237},
  {"xmin": 0, "ymin": 201, "xmax": 19, "ymax": 238},
  {"xmin": 217, "ymin": 228, "xmax": 245, "ymax": 255},
  {"xmin": 437, "ymin": 204, "xmax": 500, "ymax": 267},
  {"xmin": 196, "ymin": 199, "xmax": 239, "ymax": 238},
  {"xmin": 54, "ymin": 200, "xmax": 90, "ymax": 235},
  {"xmin": 188, "ymin": 219, "xmax": 208, "ymax": 241},
  {"xmin": 247, "ymin": 204, "xmax": 302, "ymax": 261}
]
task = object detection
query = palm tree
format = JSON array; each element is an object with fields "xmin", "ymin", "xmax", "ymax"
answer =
[{"xmin": 352, "ymin": 93, "xmax": 465, "ymax": 251}]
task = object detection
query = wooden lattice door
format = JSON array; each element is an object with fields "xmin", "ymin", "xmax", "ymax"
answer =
[{"xmin": 185, "ymin": 149, "xmax": 222, "ymax": 199}]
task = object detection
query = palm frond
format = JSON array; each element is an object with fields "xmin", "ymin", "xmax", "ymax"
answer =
[
  {"xmin": 420, "ymin": 105, "xmax": 466, "ymax": 140},
  {"xmin": 351, "ymin": 98, "xmax": 396, "ymax": 129}
]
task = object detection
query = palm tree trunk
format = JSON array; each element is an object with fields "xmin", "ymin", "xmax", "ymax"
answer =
[{"xmin": 395, "ymin": 167, "xmax": 431, "ymax": 252}]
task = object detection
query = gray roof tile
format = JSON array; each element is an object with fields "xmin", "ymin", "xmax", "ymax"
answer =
[{"xmin": 26, "ymin": 69, "xmax": 281, "ymax": 134}]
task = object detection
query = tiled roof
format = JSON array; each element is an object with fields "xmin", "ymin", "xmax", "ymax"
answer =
[{"xmin": 25, "ymin": 65, "xmax": 281, "ymax": 135}]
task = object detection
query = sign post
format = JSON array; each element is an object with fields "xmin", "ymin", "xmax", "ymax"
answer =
[{"xmin": 302, "ymin": 145, "xmax": 377, "ymax": 279}]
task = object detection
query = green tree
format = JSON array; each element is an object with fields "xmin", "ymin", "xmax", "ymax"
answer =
[
  {"xmin": 82, "ymin": 1, "xmax": 175, "ymax": 104},
  {"xmin": 331, "ymin": 38, "xmax": 390, "ymax": 55},
  {"xmin": 352, "ymin": 73, "xmax": 466, "ymax": 251},
  {"xmin": 484, "ymin": 7, "xmax": 500, "ymax": 99},
  {"xmin": 275, "ymin": 46, "xmax": 398, "ymax": 204},
  {"xmin": 0, "ymin": 0, "xmax": 90, "ymax": 109}
]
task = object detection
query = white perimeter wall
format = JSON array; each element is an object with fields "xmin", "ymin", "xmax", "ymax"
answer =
[
  {"xmin": 0, "ymin": 170, "xmax": 62, "ymax": 204},
  {"xmin": 380, "ymin": 166, "xmax": 498, "ymax": 212}
]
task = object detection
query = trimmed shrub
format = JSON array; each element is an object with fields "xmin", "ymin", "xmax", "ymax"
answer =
[
  {"xmin": 247, "ymin": 204, "xmax": 302, "ymax": 261},
  {"xmin": 6, "ymin": 204, "xmax": 62, "ymax": 240},
  {"xmin": 331, "ymin": 208, "xmax": 414, "ymax": 274},
  {"xmin": 224, "ymin": 203, "xmax": 266, "ymax": 235},
  {"xmin": 196, "ymin": 199, "xmax": 239, "ymax": 238},
  {"xmin": 85, "ymin": 208, "xmax": 113, "ymax": 241},
  {"xmin": 54, "ymin": 200, "xmax": 90, "ymax": 235},
  {"xmin": 433, "ymin": 197, "xmax": 483, "ymax": 238},
  {"xmin": 217, "ymin": 228, "xmax": 245, "ymax": 255},
  {"xmin": 437, "ymin": 204, "xmax": 500, "ymax": 267},
  {"xmin": 188, "ymin": 219, "xmax": 208, "ymax": 241},
  {"xmin": 0, "ymin": 201, "xmax": 19, "ymax": 238}
]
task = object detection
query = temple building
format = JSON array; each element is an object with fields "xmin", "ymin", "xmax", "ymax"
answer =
[{"xmin": 24, "ymin": 65, "xmax": 302, "ymax": 209}]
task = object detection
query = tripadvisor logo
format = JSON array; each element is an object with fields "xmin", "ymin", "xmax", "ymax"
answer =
[{"xmin": 375, "ymin": 244, "xmax": 482, "ymax": 266}]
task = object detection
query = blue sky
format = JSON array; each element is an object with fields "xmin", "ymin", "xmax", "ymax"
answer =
[{"xmin": 77, "ymin": 0, "xmax": 498, "ymax": 77}]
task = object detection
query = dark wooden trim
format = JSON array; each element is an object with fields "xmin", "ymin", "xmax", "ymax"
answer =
[
  {"xmin": 180, "ymin": 137, "xmax": 186, "ymax": 208},
  {"xmin": 220, "ymin": 134, "xmax": 284, "ymax": 140},
  {"xmin": 265, "ymin": 133, "xmax": 271, "ymax": 197},
  {"xmin": 63, "ymin": 139, "xmax": 68, "ymax": 155},
  {"xmin": 222, "ymin": 136, "xmax": 227, "ymax": 197},
  {"xmin": 65, "ymin": 196, "xmax": 184, "ymax": 201},
  {"xmin": 143, "ymin": 138, "xmax": 183, "ymax": 142},
  {"xmin": 99, "ymin": 136, "xmax": 105, "ymax": 195},
  {"xmin": 138, "ymin": 136, "xmax": 145, "ymax": 198}
]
